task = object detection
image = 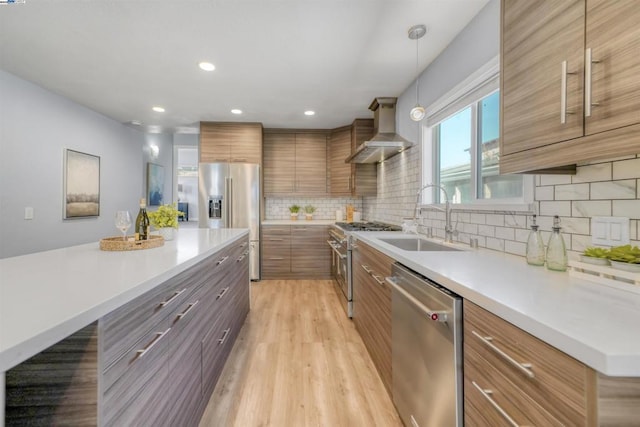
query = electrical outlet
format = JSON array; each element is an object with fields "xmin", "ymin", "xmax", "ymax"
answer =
[
  {"xmin": 591, "ymin": 217, "xmax": 629, "ymax": 246},
  {"xmin": 24, "ymin": 207, "xmax": 34, "ymax": 220}
]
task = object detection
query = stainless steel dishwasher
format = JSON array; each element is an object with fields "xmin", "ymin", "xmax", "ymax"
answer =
[{"xmin": 386, "ymin": 263, "xmax": 463, "ymax": 427}]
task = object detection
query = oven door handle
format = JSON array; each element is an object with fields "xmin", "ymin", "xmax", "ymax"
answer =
[
  {"xmin": 329, "ymin": 230, "xmax": 347, "ymax": 245},
  {"xmin": 327, "ymin": 240, "xmax": 347, "ymax": 260}
]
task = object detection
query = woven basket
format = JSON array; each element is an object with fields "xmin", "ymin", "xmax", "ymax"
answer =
[{"xmin": 99, "ymin": 235, "xmax": 164, "ymax": 251}]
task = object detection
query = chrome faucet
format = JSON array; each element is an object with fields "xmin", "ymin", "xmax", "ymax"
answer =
[{"xmin": 413, "ymin": 183, "xmax": 455, "ymax": 243}]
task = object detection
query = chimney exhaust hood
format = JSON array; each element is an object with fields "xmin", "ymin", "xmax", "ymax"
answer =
[{"xmin": 345, "ymin": 97, "xmax": 414, "ymax": 164}]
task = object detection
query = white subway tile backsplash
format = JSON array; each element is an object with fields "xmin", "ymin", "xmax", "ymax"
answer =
[
  {"xmin": 486, "ymin": 237, "xmax": 505, "ymax": 252},
  {"xmin": 539, "ymin": 201, "xmax": 571, "ymax": 217},
  {"xmin": 469, "ymin": 213, "xmax": 486, "ymax": 224},
  {"xmin": 535, "ymin": 186, "xmax": 554, "ymax": 201},
  {"xmin": 613, "ymin": 158, "xmax": 640, "ymax": 180},
  {"xmin": 515, "ymin": 228, "xmax": 531, "ymax": 243},
  {"xmin": 571, "ymin": 234, "xmax": 591, "ymax": 252},
  {"xmin": 463, "ymin": 223, "xmax": 479, "ymax": 234},
  {"xmin": 554, "ymin": 183, "xmax": 589, "ymax": 200},
  {"xmin": 478, "ymin": 224, "xmax": 495, "ymax": 237},
  {"xmin": 505, "ymin": 240, "xmax": 526, "ymax": 256},
  {"xmin": 540, "ymin": 175, "xmax": 572, "ymax": 186},
  {"xmin": 560, "ymin": 217, "xmax": 590, "ymax": 235},
  {"xmin": 612, "ymin": 200, "xmax": 640, "ymax": 219},
  {"xmin": 486, "ymin": 214, "xmax": 505, "ymax": 226},
  {"xmin": 505, "ymin": 214, "xmax": 527, "ymax": 228},
  {"xmin": 572, "ymin": 162, "xmax": 611, "ymax": 183},
  {"xmin": 591, "ymin": 180, "xmax": 636, "ymax": 200},
  {"xmin": 572, "ymin": 200, "xmax": 612, "ymax": 217},
  {"xmin": 366, "ymin": 145, "xmax": 639, "ymax": 259},
  {"xmin": 495, "ymin": 227, "xmax": 515, "ymax": 240}
]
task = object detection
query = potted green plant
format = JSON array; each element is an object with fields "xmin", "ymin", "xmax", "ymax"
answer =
[
  {"xmin": 148, "ymin": 203, "xmax": 184, "ymax": 241},
  {"xmin": 303, "ymin": 205, "xmax": 316, "ymax": 220},
  {"xmin": 581, "ymin": 247, "xmax": 611, "ymax": 266},
  {"xmin": 289, "ymin": 204, "xmax": 301, "ymax": 220},
  {"xmin": 608, "ymin": 245, "xmax": 640, "ymax": 272}
]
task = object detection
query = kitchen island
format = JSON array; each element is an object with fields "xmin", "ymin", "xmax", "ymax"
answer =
[{"xmin": 0, "ymin": 228, "xmax": 250, "ymax": 426}]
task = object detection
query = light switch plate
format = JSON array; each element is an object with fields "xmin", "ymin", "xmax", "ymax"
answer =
[
  {"xmin": 24, "ymin": 207, "xmax": 34, "ymax": 220},
  {"xmin": 591, "ymin": 217, "xmax": 629, "ymax": 246}
]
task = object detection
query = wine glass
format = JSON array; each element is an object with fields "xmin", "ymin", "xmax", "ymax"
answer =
[{"xmin": 115, "ymin": 211, "xmax": 132, "ymax": 241}]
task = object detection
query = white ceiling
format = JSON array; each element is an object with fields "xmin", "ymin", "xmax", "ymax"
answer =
[{"xmin": 0, "ymin": 0, "xmax": 490, "ymax": 132}]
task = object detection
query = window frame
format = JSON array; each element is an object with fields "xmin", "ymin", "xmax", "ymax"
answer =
[{"xmin": 420, "ymin": 56, "xmax": 534, "ymax": 212}]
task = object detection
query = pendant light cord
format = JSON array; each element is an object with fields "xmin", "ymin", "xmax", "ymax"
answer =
[{"xmin": 415, "ymin": 32, "xmax": 420, "ymax": 105}]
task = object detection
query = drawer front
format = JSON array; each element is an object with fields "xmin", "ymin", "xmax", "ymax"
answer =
[
  {"xmin": 166, "ymin": 342, "xmax": 204, "ymax": 427},
  {"xmin": 357, "ymin": 240, "xmax": 394, "ymax": 278},
  {"xmin": 103, "ymin": 317, "xmax": 171, "ymax": 424},
  {"xmin": 262, "ymin": 237, "xmax": 291, "ymax": 276},
  {"xmin": 464, "ymin": 301, "xmax": 590, "ymax": 425},
  {"xmin": 101, "ymin": 250, "xmax": 227, "ymax": 369},
  {"xmin": 262, "ymin": 225, "xmax": 291, "ymax": 236},
  {"xmin": 464, "ymin": 345, "xmax": 563, "ymax": 427},
  {"xmin": 104, "ymin": 358, "xmax": 170, "ymax": 427}
]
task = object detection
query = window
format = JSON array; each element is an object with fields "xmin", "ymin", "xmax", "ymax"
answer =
[{"xmin": 423, "ymin": 57, "xmax": 531, "ymax": 208}]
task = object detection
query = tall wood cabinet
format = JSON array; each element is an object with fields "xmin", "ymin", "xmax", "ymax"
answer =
[
  {"xmin": 263, "ymin": 130, "xmax": 328, "ymax": 196},
  {"xmin": 500, "ymin": 0, "xmax": 640, "ymax": 174},
  {"xmin": 200, "ymin": 122, "xmax": 263, "ymax": 164},
  {"xmin": 329, "ymin": 120, "xmax": 377, "ymax": 197}
]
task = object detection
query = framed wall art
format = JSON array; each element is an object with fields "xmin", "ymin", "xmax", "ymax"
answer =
[
  {"xmin": 64, "ymin": 149, "xmax": 100, "ymax": 219},
  {"xmin": 147, "ymin": 162, "xmax": 165, "ymax": 206}
]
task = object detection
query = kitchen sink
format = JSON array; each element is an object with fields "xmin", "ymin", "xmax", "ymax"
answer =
[{"xmin": 379, "ymin": 237, "xmax": 461, "ymax": 252}]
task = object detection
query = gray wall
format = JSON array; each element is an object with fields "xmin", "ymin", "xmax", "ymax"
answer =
[
  {"xmin": 364, "ymin": 0, "xmax": 500, "ymax": 223},
  {"xmin": 0, "ymin": 71, "xmax": 173, "ymax": 258}
]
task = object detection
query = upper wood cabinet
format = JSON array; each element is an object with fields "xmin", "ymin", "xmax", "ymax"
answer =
[
  {"xmin": 200, "ymin": 122, "xmax": 263, "ymax": 164},
  {"xmin": 500, "ymin": 0, "xmax": 640, "ymax": 174},
  {"xmin": 329, "ymin": 119, "xmax": 377, "ymax": 197},
  {"xmin": 263, "ymin": 130, "xmax": 328, "ymax": 196}
]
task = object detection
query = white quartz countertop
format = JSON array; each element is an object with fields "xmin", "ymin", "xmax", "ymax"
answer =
[
  {"xmin": 262, "ymin": 219, "xmax": 335, "ymax": 225},
  {"xmin": 0, "ymin": 228, "xmax": 248, "ymax": 372},
  {"xmin": 353, "ymin": 232, "xmax": 640, "ymax": 377}
]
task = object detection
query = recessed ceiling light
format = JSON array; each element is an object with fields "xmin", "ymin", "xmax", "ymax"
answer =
[
  {"xmin": 304, "ymin": 110, "xmax": 315, "ymax": 116},
  {"xmin": 199, "ymin": 62, "xmax": 215, "ymax": 71},
  {"xmin": 152, "ymin": 106, "xmax": 165, "ymax": 113},
  {"xmin": 129, "ymin": 120, "xmax": 143, "ymax": 126},
  {"xmin": 231, "ymin": 109, "xmax": 243, "ymax": 115}
]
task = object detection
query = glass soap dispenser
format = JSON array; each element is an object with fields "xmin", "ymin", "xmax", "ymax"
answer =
[
  {"xmin": 526, "ymin": 214, "xmax": 545, "ymax": 266},
  {"xmin": 546, "ymin": 215, "xmax": 568, "ymax": 271}
]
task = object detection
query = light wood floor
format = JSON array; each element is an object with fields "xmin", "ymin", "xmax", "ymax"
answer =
[{"xmin": 199, "ymin": 280, "xmax": 403, "ymax": 427}]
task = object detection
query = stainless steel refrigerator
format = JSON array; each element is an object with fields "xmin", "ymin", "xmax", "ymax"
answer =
[{"xmin": 198, "ymin": 163, "xmax": 260, "ymax": 280}]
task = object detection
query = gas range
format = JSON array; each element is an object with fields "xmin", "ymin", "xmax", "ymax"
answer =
[
  {"xmin": 329, "ymin": 221, "xmax": 401, "ymax": 319},
  {"xmin": 334, "ymin": 221, "xmax": 402, "ymax": 233}
]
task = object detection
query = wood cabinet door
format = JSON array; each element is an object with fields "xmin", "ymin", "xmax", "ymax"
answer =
[
  {"xmin": 295, "ymin": 133, "xmax": 328, "ymax": 194},
  {"xmin": 329, "ymin": 127, "xmax": 353, "ymax": 196},
  {"xmin": 585, "ymin": 0, "xmax": 640, "ymax": 136},
  {"xmin": 200, "ymin": 122, "xmax": 232, "ymax": 162},
  {"xmin": 230, "ymin": 123, "xmax": 262, "ymax": 164},
  {"xmin": 291, "ymin": 225, "xmax": 330, "ymax": 278},
  {"xmin": 263, "ymin": 133, "xmax": 295, "ymax": 194},
  {"xmin": 501, "ymin": 0, "xmax": 585, "ymax": 156},
  {"xmin": 261, "ymin": 226, "xmax": 292, "ymax": 278},
  {"xmin": 351, "ymin": 241, "xmax": 393, "ymax": 392},
  {"xmin": 351, "ymin": 119, "xmax": 376, "ymax": 196}
]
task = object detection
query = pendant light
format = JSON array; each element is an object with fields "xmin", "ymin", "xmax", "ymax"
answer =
[{"xmin": 408, "ymin": 24, "xmax": 427, "ymax": 122}]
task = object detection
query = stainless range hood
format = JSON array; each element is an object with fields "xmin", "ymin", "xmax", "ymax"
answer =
[{"xmin": 345, "ymin": 97, "xmax": 414, "ymax": 164}]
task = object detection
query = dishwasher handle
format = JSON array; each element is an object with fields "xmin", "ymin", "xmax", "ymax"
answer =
[{"xmin": 386, "ymin": 276, "xmax": 449, "ymax": 323}]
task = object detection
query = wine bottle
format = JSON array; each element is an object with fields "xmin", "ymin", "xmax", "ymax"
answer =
[{"xmin": 135, "ymin": 198, "xmax": 150, "ymax": 241}]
